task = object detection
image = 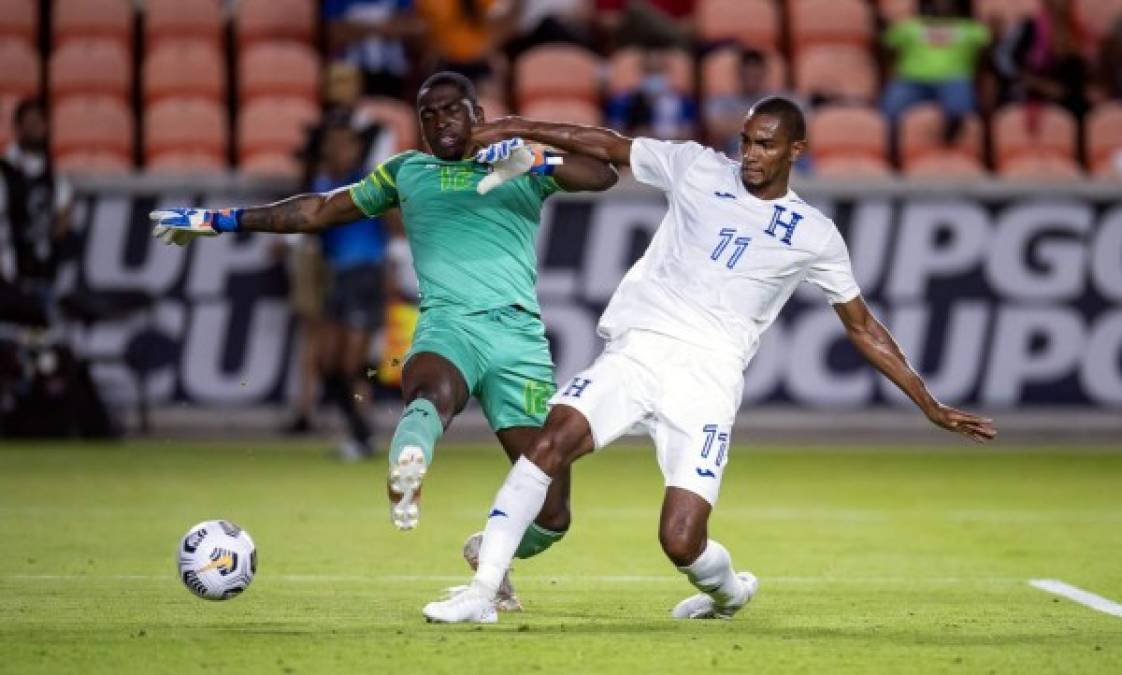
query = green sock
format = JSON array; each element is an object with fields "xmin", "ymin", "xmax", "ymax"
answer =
[
  {"xmin": 389, "ymin": 398, "xmax": 443, "ymax": 465},
  {"xmin": 514, "ymin": 522, "xmax": 567, "ymax": 559}
]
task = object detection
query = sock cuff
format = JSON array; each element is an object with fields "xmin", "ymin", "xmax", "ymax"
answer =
[
  {"xmin": 403, "ymin": 398, "xmax": 444, "ymax": 436},
  {"xmin": 513, "ymin": 455, "xmax": 551, "ymax": 486},
  {"xmin": 528, "ymin": 522, "xmax": 567, "ymax": 539},
  {"xmin": 677, "ymin": 539, "xmax": 723, "ymax": 575}
]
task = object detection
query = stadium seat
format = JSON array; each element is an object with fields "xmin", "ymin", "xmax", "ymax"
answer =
[
  {"xmin": 237, "ymin": 96, "xmax": 317, "ymax": 161},
  {"xmin": 878, "ymin": 0, "xmax": 918, "ymax": 21},
  {"xmin": 239, "ymin": 41, "xmax": 320, "ymax": 103},
  {"xmin": 49, "ymin": 38, "xmax": 130, "ymax": 102},
  {"xmin": 240, "ymin": 151, "xmax": 302, "ymax": 178},
  {"xmin": 789, "ymin": 0, "xmax": 874, "ymax": 53},
  {"xmin": 695, "ymin": 0, "xmax": 780, "ymax": 50},
  {"xmin": 898, "ymin": 103, "xmax": 984, "ymax": 165},
  {"xmin": 998, "ymin": 154, "xmax": 1083, "ymax": 180},
  {"xmin": 814, "ymin": 155, "xmax": 893, "ymax": 178},
  {"xmin": 520, "ymin": 98, "xmax": 603, "ymax": 126},
  {"xmin": 1077, "ymin": 0, "xmax": 1122, "ymax": 42},
  {"xmin": 903, "ymin": 152, "xmax": 987, "ymax": 178},
  {"xmin": 0, "ymin": 0, "xmax": 37, "ymax": 45},
  {"xmin": 144, "ymin": 97, "xmax": 227, "ymax": 162},
  {"xmin": 1085, "ymin": 102, "xmax": 1122, "ymax": 175},
  {"xmin": 54, "ymin": 150, "xmax": 132, "ymax": 174},
  {"xmin": 607, "ymin": 48, "xmax": 694, "ymax": 96},
  {"xmin": 0, "ymin": 38, "xmax": 40, "ymax": 98},
  {"xmin": 992, "ymin": 103, "xmax": 1078, "ymax": 169},
  {"xmin": 146, "ymin": 150, "xmax": 227, "ymax": 174},
  {"xmin": 52, "ymin": 0, "xmax": 132, "ymax": 49},
  {"xmin": 143, "ymin": 40, "xmax": 225, "ymax": 104},
  {"xmin": 50, "ymin": 95, "xmax": 133, "ymax": 159},
  {"xmin": 516, "ymin": 44, "xmax": 601, "ymax": 106},
  {"xmin": 236, "ymin": 0, "xmax": 315, "ymax": 45},
  {"xmin": 701, "ymin": 47, "xmax": 787, "ymax": 98},
  {"xmin": 355, "ymin": 97, "xmax": 418, "ymax": 152},
  {"xmin": 973, "ymin": 0, "xmax": 1040, "ymax": 32},
  {"xmin": 145, "ymin": 0, "xmax": 223, "ymax": 48},
  {"xmin": 794, "ymin": 45, "xmax": 878, "ymax": 103},
  {"xmin": 809, "ymin": 106, "xmax": 888, "ymax": 164}
]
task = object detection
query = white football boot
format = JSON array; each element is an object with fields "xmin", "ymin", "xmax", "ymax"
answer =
[
  {"xmin": 422, "ymin": 584, "xmax": 498, "ymax": 624},
  {"xmin": 463, "ymin": 532, "xmax": 522, "ymax": 612},
  {"xmin": 671, "ymin": 572, "xmax": 758, "ymax": 619},
  {"xmin": 388, "ymin": 445, "xmax": 426, "ymax": 530}
]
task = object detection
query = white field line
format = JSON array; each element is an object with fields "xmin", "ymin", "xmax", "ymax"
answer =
[
  {"xmin": 1029, "ymin": 579, "xmax": 1122, "ymax": 618},
  {"xmin": 0, "ymin": 574, "xmax": 1022, "ymax": 584}
]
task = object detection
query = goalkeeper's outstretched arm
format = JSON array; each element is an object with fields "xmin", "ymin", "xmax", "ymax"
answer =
[
  {"xmin": 239, "ymin": 186, "xmax": 365, "ymax": 233},
  {"xmin": 474, "ymin": 117, "xmax": 634, "ymax": 168}
]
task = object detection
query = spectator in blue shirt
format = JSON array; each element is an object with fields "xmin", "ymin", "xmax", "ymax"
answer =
[
  {"xmin": 606, "ymin": 48, "xmax": 697, "ymax": 140},
  {"xmin": 324, "ymin": 0, "xmax": 424, "ymax": 97}
]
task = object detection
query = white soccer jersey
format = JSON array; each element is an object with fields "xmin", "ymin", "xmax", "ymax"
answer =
[{"xmin": 597, "ymin": 138, "xmax": 861, "ymax": 365}]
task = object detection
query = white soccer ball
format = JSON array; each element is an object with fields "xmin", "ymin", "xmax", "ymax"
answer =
[{"xmin": 177, "ymin": 520, "xmax": 257, "ymax": 600}]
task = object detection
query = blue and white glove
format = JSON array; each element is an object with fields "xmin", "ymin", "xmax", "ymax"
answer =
[
  {"xmin": 474, "ymin": 138, "xmax": 562, "ymax": 195},
  {"xmin": 150, "ymin": 208, "xmax": 241, "ymax": 246}
]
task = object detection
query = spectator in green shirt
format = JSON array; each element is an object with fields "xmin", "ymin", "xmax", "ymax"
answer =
[{"xmin": 880, "ymin": 0, "xmax": 990, "ymax": 138}]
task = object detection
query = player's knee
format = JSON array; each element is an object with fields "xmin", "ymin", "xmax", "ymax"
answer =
[{"xmin": 658, "ymin": 517, "xmax": 706, "ymax": 567}]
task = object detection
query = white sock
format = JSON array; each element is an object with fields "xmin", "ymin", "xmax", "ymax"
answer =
[
  {"xmin": 677, "ymin": 539, "xmax": 745, "ymax": 607},
  {"xmin": 472, "ymin": 456, "xmax": 552, "ymax": 596}
]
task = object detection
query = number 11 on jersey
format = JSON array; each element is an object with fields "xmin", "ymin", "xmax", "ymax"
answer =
[{"xmin": 710, "ymin": 228, "xmax": 751, "ymax": 269}]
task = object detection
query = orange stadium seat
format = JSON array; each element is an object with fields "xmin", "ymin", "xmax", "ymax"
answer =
[
  {"xmin": 145, "ymin": 0, "xmax": 223, "ymax": 48},
  {"xmin": 815, "ymin": 155, "xmax": 893, "ymax": 178},
  {"xmin": 143, "ymin": 40, "xmax": 225, "ymax": 104},
  {"xmin": 795, "ymin": 45, "xmax": 878, "ymax": 103},
  {"xmin": 1078, "ymin": 0, "xmax": 1122, "ymax": 42},
  {"xmin": 0, "ymin": 38, "xmax": 41, "ymax": 98},
  {"xmin": 701, "ymin": 47, "xmax": 787, "ymax": 98},
  {"xmin": 0, "ymin": 0, "xmax": 37, "ymax": 45},
  {"xmin": 49, "ymin": 38, "xmax": 130, "ymax": 102},
  {"xmin": 54, "ymin": 150, "xmax": 132, "ymax": 173},
  {"xmin": 240, "ymin": 152, "xmax": 303, "ymax": 177},
  {"xmin": 878, "ymin": 0, "xmax": 919, "ymax": 21},
  {"xmin": 903, "ymin": 152, "xmax": 987, "ymax": 178},
  {"xmin": 898, "ymin": 103, "xmax": 984, "ymax": 165},
  {"xmin": 520, "ymin": 98, "xmax": 603, "ymax": 126},
  {"xmin": 239, "ymin": 41, "xmax": 320, "ymax": 103},
  {"xmin": 238, "ymin": 96, "xmax": 317, "ymax": 160},
  {"xmin": 607, "ymin": 48, "xmax": 693, "ymax": 96},
  {"xmin": 516, "ymin": 44, "xmax": 601, "ymax": 107},
  {"xmin": 355, "ymin": 97, "xmax": 418, "ymax": 152},
  {"xmin": 810, "ymin": 106, "xmax": 888, "ymax": 163},
  {"xmin": 789, "ymin": 0, "xmax": 874, "ymax": 53},
  {"xmin": 145, "ymin": 97, "xmax": 227, "ymax": 161},
  {"xmin": 1085, "ymin": 102, "xmax": 1122, "ymax": 175},
  {"xmin": 236, "ymin": 0, "xmax": 315, "ymax": 45},
  {"xmin": 695, "ymin": 0, "xmax": 780, "ymax": 50},
  {"xmin": 992, "ymin": 103, "xmax": 1077, "ymax": 168},
  {"xmin": 52, "ymin": 0, "xmax": 132, "ymax": 49},
  {"xmin": 51, "ymin": 95, "xmax": 133, "ymax": 158},
  {"xmin": 147, "ymin": 150, "xmax": 227, "ymax": 174},
  {"xmin": 973, "ymin": 0, "xmax": 1039, "ymax": 32},
  {"xmin": 998, "ymin": 154, "xmax": 1083, "ymax": 180}
]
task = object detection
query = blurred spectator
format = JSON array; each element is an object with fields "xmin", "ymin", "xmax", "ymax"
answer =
[
  {"xmin": 324, "ymin": 0, "xmax": 424, "ymax": 98},
  {"xmin": 416, "ymin": 0, "xmax": 518, "ymax": 79},
  {"xmin": 279, "ymin": 234, "xmax": 327, "ymax": 435},
  {"xmin": 704, "ymin": 49, "xmax": 771, "ymax": 156},
  {"xmin": 1098, "ymin": 18, "xmax": 1122, "ymax": 100},
  {"xmin": 0, "ymin": 99, "xmax": 74, "ymax": 322},
  {"xmin": 994, "ymin": 0, "xmax": 1090, "ymax": 119},
  {"xmin": 607, "ymin": 48, "xmax": 697, "ymax": 139},
  {"xmin": 596, "ymin": 0, "xmax": 695, "ymax": 49},
  {"xmin": 881, "ymin": 0, "xmax": 990, "ymax": 139},
  {"xmin": 311, "ymin": 121, "xmax": 390, "ymax": 460},
  {"xmin": 505, "ymin": 0, "xmax": 595, "ymax": 57}
]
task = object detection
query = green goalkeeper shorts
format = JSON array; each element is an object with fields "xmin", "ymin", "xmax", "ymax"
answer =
[{"xmin": 406, "ymin": 305, "xmax": 557, "ymax": 431}]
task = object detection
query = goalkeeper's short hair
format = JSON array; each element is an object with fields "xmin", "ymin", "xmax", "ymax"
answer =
[{"xmin": 417, "ymin": 71, "xmax": 478, "ymax": 106}]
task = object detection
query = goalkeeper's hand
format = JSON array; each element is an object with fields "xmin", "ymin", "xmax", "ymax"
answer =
[
  {"xmin": 150, "ymin": 208, "xmax": 239, "ymax": 246},
  {"xmin": 474, "ymin": 138, "xmax": 561, "ymax": 195}
]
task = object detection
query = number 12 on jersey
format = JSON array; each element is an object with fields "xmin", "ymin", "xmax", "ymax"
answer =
[{"xmin": 710, "ymin": 228, "xmax": 751, "ymax": 269}]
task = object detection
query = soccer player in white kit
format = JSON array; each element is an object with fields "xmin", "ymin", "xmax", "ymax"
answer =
[{"xmin": 423, "ymin": 98, "xmax": 997, "ymax": 623}]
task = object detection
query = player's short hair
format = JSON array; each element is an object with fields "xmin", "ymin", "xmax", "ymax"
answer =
[
  {"xmin": 417, "ymin": 71, "xmax": 478, "ymax": 106},
  {"xmin": 748, "ymin": 97, "xmax": 807, "ymax": 143},
  {"xmin": 13, "ymin": 97, "xmax": 45, "ymax": 128}
]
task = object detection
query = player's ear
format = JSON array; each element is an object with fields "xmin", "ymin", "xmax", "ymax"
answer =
[
  {"xmin": 471, "ymin": 102, "xmax": 484, "ymax": 124},
  {"xmin": 789, "ymin": 139, "xmax": 807, "ymax": 163}
]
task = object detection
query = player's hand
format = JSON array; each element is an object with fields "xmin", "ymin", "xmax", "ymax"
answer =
[
  {"xmin": 925, "ymin": 403, "xmax": 996, "ymax": 443},
  {"xmin": 474, "ymin": 138, "xmax": 535, "ymax": 195},
  {"xmin": 150, "ymin": 208, "xmax": 232, "ymax": 246}
]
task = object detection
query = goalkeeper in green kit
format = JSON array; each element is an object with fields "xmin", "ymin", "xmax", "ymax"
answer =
[{"xmin": 151, "ymin": 72, "xmax": 618, "ymax": 610}]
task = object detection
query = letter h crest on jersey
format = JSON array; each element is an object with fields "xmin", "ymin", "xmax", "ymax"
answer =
[{"xmin": 764, "ymin": 205, "xmax": 802, "ymax": 246}]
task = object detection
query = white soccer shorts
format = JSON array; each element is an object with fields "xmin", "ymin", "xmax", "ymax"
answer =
[{"xmin": 549, "ymin": 329, "xmax": 745, "ymax": 505}]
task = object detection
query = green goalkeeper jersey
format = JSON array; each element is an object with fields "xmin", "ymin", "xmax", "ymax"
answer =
[{"xmin": 349, "ymin": 150, "xmax": 562, "ymax": 314}]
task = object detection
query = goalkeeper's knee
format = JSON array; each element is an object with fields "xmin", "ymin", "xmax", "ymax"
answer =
[{"xmin": 514, "ymin": 522, "xmax": 567, "ymax": 560}]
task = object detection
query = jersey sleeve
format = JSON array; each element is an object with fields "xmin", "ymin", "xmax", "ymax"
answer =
[
  {"xmin": 805, "ymin": 227, "xmax": 861, "ymax": 305},
  {"xmin": 529, "ymin": 173, "xmax": 562, "ymax": 199},
  {"xmin": 629, "ymin": 138, "xmax": 708, "ymax": 192},
  {"xmin": 349, "ymin": 151, "xmax": 413, "ymax": 217}
]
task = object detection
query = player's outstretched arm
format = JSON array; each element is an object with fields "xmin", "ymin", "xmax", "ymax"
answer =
[
  {"xmin": 150, "ymin": 187, "xmax": 366, "ymax": 246},
  {"xmin": 834, "ymin": 296, "xmax": 997, "ymax": 443},
  {"xmin": 473, "ymin": 116, "xmax": 634, "ymax": 168}
]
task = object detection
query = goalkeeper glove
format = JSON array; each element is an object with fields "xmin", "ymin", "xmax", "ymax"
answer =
[
  {"xmin": 474, "ymin": 138, "xmax": 562, "ymax": 195},
  {"xmin": 150, "ymin": 208, "xmax": 241, "ymax": 246}
]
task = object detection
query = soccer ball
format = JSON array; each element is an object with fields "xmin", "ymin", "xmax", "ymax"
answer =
[{"xmin": 176, "ymin": 520, "xmax": 257, "ymax": 600}]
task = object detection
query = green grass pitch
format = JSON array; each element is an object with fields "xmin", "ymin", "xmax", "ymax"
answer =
[{"xmin": 1, "ymin": 440, "xmax": 1120, "ymax": 674}]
